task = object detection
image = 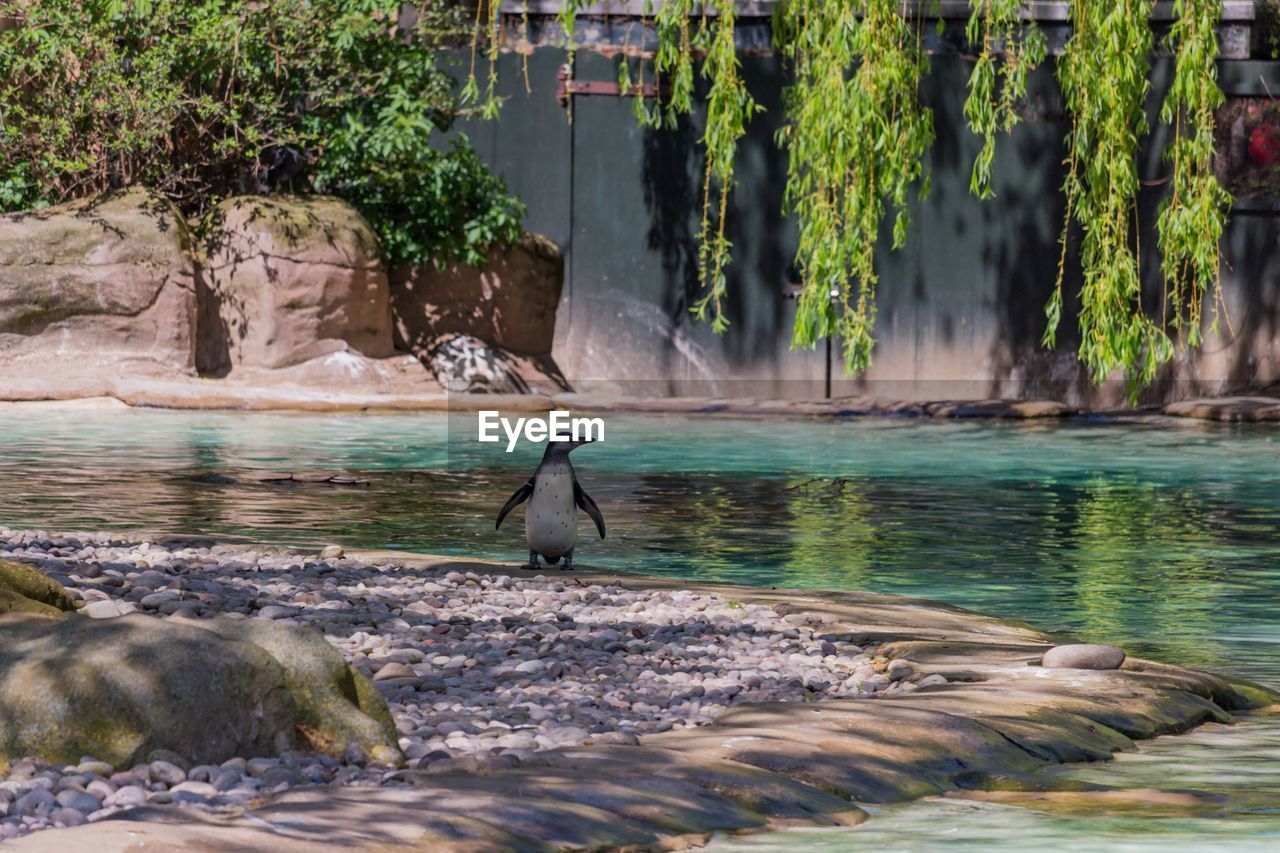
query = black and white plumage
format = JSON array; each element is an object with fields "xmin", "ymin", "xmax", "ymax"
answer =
[{"xmin": 495, "ymin": 438, "xmax": 605, "ymax": 571}]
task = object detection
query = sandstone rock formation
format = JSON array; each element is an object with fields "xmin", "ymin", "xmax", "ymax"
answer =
[
  {"xmin": 390, "ymin": 233, "xmax": 563, "ymax": 358},
  {"xmin": 0, "ymin": 613, "xmax": 298, "ymax": 767},
  {"xmin": 0, "ymin": 188, "xmax": 197, "ymax": 371},
  {"xmin": 390, "ymin": 233, "xmax": 569, "ymax": 392},
  {"xmin": 0, "ymin": 188, "xmax": 572, "ymax": 402},
  {"xmin": 199, "ymin": 195, "xmax": 394, "ymax": 373}
]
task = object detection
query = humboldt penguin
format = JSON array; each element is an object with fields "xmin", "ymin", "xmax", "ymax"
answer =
[{"xmin": 495, "ymin": 437, "xmax": 605, "ymax": 570}]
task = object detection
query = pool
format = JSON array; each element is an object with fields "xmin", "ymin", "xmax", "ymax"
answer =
[{"xmin": 1, "ymin": 406, "xmax": 1277, "ymax": 848}]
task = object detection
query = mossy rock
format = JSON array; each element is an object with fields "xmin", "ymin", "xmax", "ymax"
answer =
[
  {"xmin": 1223, "ymin": 677, "xmax": 1280, "ymax": 711},
  {"xmin": 176, "ymin": 615, "xmax": 401, "ymax": 761},
  {"xmin": 0, "ymin": 612, "xmax": 400, "ymax": 767},
  {"xmin": 0, "ymin": 559, "xmax": 75, "ymax": 614},
  {"xmin": 196, "ymin": 194, "xmax": 393, "ymax": 372},
  {"xmin": 0, "ymin": 588, "xmax": 64, "ymax": 617},
  {"xmin": 0, "ymin": 614, "xmax": 297, "ymax": 766}
]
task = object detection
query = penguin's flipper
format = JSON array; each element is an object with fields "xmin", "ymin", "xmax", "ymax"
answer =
[
  {"xmin": 574, "ymin": 481, "xmax": 606, "ymax": 539},
  {"xmin": 495, "ymin": 479, "xmax": 534, "ymax": 530}
]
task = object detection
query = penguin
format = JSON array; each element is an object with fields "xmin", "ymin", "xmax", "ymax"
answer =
[{"xmin": 495, "ymin": 437, "xmax": 605, "ymax": 570}]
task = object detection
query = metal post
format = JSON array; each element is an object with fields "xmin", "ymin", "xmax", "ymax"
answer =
[{"xmin": 824, "ymin": 334, "xmax": 832, "ymax": 399}]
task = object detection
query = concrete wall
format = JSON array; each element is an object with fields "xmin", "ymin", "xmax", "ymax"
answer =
[{"xmin": 454, "ymin": 48, "xmax": 1280, "ymax": 405}]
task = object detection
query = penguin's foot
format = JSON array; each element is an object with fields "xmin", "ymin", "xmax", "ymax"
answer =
[
  {"xmin": 562, "ymin": 551, "xmax": 574, "ymax": 571},
  {"xmin": 522, "ymin": 550, "xmax": 540, "ymax": 570}
]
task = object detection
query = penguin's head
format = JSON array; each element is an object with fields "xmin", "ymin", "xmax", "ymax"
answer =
[{"xmin": 543, "ymin": 436, "xmax": 594, "ymax": 457}]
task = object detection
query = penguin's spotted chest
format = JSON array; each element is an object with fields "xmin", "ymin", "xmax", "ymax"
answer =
[
  {"xmin": 495, "ymin": 438, "xmax": 606, "ymax": 571},
  {"xmin": 526, "ymin": 460, "xmax": 577, "ymax": 558}
]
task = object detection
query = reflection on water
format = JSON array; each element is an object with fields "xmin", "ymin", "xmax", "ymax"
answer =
[
  {"xmin": 4, "ymin": 409, "xmax": 1276, "ymax": 677},
  {"xmin": 713, "ymin": 718, "xmax": 1280, "ymax": 852},
  {"xmin": 1, "ymin": 407, "xmax": 1278, "ymax": 848}
]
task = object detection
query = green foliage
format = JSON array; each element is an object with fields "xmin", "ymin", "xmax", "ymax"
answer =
[
  {"xmin": 1052, "ymin": 0, "xmax": 1172, "ymax": 391},
  {"xmin": 963, "ymin": 0, "xmax": 1046, "ymax": 199},
  {"xmin": 0, "ymin": 0, "xmax": 523, "ymax": 267},
  {"xmin": 691, "ymin": 1, "xmax": 759, "ymax": 331},
  {"xmin": 777, "ymin": 0, "xmax": 934, "ymax": 373},
  {"xmin": 1158, "ymin": 0, "xmax": 1231, "ymax": 348},
  {"xmin": 1050, "ymin": 0, "xmax": 1231, "ymax": 396},
  {"xmin": 463, "ymin": 0, "xmax": 509, "ymax": 120},
  {"xmin": 1258, "ymin": 0, "xmax": 1280, "ymax": 59},
  {"xmin": 316, "ymin": 138, "xmax": 525, "ymax": 269},
  {"xmin": 651, "ymin": 0, "xmax": 698, "ymax": 127}
]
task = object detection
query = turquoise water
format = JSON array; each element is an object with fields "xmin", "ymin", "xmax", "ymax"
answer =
[{"xmin": 1, "ymin": 406, "xmax": 1277, "ymax": 848}]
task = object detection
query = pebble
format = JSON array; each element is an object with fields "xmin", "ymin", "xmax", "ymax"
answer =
[
  {"xmin": 148, "ymin": 761, "xmax": 187, "ymax": 787},
  {"xmin": 12, "ymin": 789, "xmax": 54, "ymax": 816},
  {"xmin": 169, "ymin": 781, "xmax": 217, "ymax": 798},
  {"xmin": 51, "ymin": 807, "xmax": 86, "ymax": 827},
  {"xmin": 245, "ymin": 757, "xmax": 278, "ymax": 778},
  {"xmin": 81, "ymin": 599, "xmax": 137, "ymax": 619},
  {"xmin": 0, "ymin": 527, "xmax": 921, "ymax": 842},
  {"xmin": 372, "ymin": 662, "xmax": 416, "ymax": 681},
  {"xmin": 1041, "ymin": 643, "xmax": 1126, "ymax": 670},
  {"xmin": 74, "ymin": 760, "xmax": 114, "ymax": 777},
  {"xmin": 886, "ymin": 659, "xmax": 913, "ymax": 682},
  {"xmin": 53, "ymin": 790, "xmax": 101, "ymax": 813}
]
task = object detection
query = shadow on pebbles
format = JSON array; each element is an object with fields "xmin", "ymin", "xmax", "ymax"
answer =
[{"xmin": 2, "ymin": 527, "xmax": 1273, "ymax": 850}]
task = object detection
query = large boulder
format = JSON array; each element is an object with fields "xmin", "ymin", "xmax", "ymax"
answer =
[
  {"xmin": 169, "ymin": 614, "xmax": 397, "ymax": 758},
  {"xmin": 0, "ymin": 612, "xmax": 399, "ymax": 768},
  {"xmin": 0, "ymin": 188, "xmax": 197, "ymax": 369},
  {"xmin": 199, "ymin": 195, "xmax": 395, "ymax": 372}
]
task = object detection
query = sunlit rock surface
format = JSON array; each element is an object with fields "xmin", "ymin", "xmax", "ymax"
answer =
[
  {"xmin": 198, "ymin": 195, "xmax": 394, "ymax": 373},
  {"xmin": 0, "ymin": 188, "xmax": 197, "ymax": 372}
]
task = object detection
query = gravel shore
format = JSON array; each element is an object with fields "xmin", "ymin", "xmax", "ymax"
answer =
[{"xmin": 0, "ymin": 528, "xmax": 931, "ymax": 841}]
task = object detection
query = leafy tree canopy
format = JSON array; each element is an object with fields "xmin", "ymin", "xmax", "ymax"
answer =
[{"xmin": 0, "ymin": 0, "xmax": 524, "ymax": 266}]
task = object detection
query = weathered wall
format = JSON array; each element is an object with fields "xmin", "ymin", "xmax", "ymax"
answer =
[{"xmin": 453, "ymin": 47, "xmax": 1280, "ymax": 405}]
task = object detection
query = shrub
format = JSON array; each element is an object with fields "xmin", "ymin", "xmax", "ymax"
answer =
[{"xmin": 0, "ymin": 0, "xmax": 524, "ymax": 266}]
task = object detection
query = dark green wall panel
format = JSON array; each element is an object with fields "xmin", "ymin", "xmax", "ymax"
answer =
[{"xmin": 449, "ymin": 48, "xmax": 1280, "ymax": 404}]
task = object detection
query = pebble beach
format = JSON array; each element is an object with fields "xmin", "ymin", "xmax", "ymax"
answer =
[{"xmin": 0, "ymin": 528, "xmax": 936, "ymax": 841}]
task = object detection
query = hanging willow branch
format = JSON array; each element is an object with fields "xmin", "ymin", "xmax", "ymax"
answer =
[
  {"xmin": 690, "ymin": 0, "xmax": 758, "ymax": 330},
  {"xmin": 462, "ymin": 0, "xmax": 505, "ymax": 119},
  {"xmin": 963, "ymin": 0, "xmax": 1046, "ymax": 198},
  {"xmin": 466, "ymin": 1, "xmax": 1233, "ymax": 394},
  {"xmin": 1158, "ymin": 0, "xmax": 1231, "ymax": 347},
  {"xmin": 1053, "ymin": 0, "xmax": 1172, "ymax": 390},
  {"xmin": 651, "ymin": 0, "xmax": 697, "ymax": 125},
  {"xmin": 556, "ymin": 0, "xmax": 586, "ymax": 121},
  {"xmin": 777, "ymin": 0, "xmax": 934, "ymax": 372},
  {"xmin": 618, "ymin": 1, "xmax": 755, "ymax": 330}
]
